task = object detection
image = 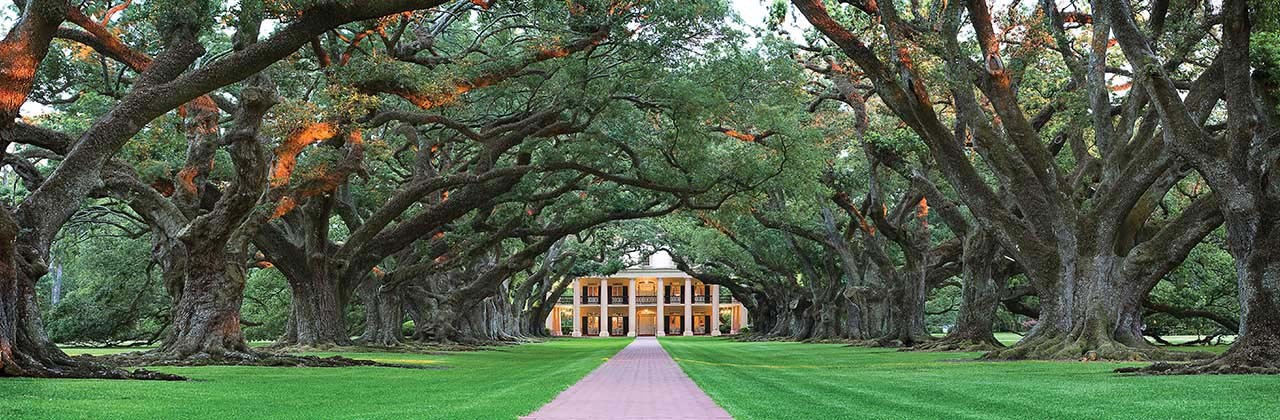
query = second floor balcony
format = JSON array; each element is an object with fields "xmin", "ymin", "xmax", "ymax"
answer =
[
  {"xmin": 692, "ymin": 295, "xmax": 710, "ymax": 304},
  {"xmin": 583, "ymin": 296, "xmax": 600, "ymax": 304},
  {"xmin": 609, "ymin": 296, "xmax": 627, "ymax": 304},
  {"xmin": 665, "ymin": 295, "xmax": 683, "ymax": 304},
  {"xmin": 636, "ymin": 295, "xmax": 657, "ymax": 304}
]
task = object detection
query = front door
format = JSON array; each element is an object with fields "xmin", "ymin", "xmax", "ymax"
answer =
[{"xmin": 638, "ymin": 314, "xmax": 656, "ymax": 335}]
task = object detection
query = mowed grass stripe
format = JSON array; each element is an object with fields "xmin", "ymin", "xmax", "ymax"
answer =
[
  {"xmin": 0, "ymin": 337, "xmax": 632, "ymax": 420},
  {"xmin": 660, "ymin": 336, "xmax": 1280, "ymax": 420}
]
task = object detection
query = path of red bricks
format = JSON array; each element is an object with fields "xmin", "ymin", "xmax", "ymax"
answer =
[{"xmin": 522, "ymin": 337, "xmax": 732, "ymax": 420}]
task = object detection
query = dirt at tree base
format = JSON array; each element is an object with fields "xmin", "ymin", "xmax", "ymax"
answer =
[
  {"xmin": 82, "ymin": 350, "xmax": 442, "ymax": 370},
  {"xmin": 1, "ymin": 354, "xmax": 186, "ymax": 380},
  {"xmin": 905, "ymin": 337, "xmax": 1004, "ymax": 353},
  {"xmin": 1115, "ymin": 359, "xmax": 1280, "ymax": 375},
  {"xmin": 981, "ymin": 333, "xmax": 1216, "ymax": 362}
]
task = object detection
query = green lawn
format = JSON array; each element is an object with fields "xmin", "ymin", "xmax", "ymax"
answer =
[
  {"xmin": 1, "ymin": 337, "xmax": 632, "ymax": 420},
  {"xmin": 660, "ymin": 336, "xmax": 1280, "ymax": 419}
]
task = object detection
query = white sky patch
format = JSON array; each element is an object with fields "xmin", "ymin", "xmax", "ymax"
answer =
[{"xmin": 730, "ymin": 0, "xmax": 810, "ymax": 45}]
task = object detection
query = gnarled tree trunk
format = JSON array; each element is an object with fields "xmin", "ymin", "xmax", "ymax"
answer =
[
  {"xmin": 920, "ymin": 231, "xmax": 1007, "ymax": 351},
  {"xmin": 284, "ymin": 272, "xmax": 350, "ymax": 347},
  {"xmin": 159, "ymin": 251, "xmax": 252, "ymax": 358},
  {"xmin": 358, "ymin": 274, "xmax": 404, "ymax": 346}
]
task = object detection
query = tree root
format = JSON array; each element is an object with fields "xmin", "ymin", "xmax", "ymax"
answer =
[
  {"xmin": 1, "ymin": 352, "xmax": 184, "ymax": 380},
  {"xmin": 906, "ymin": 336, "xmax": 1004, "ymax": 352},
  {"xmin": 982, "ymin": 331, "xmax": 1213, "ymax": 362},
  {"xmin": 1115, "ymin": 337, "xmax": 1280, "ymax": 375},
  {"xmin": 81, "ymin": 349, "xmax": 439, "ymax": 369},
  {"xmin": 1114, "ymin": 359, "xmax": 1280, "ymax": 375},
  {"xmin": 843, "ymin": 334, "xmax": 936, "ymax": 348}
]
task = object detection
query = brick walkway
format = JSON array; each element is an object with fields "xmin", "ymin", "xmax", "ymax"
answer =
[{"xmin": 522, "ymin": 337, "xmax": 732, "ymax": 420}]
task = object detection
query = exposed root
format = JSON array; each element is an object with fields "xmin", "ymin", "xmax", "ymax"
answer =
[
  {"xmin": 81, "ymin": 349, "xmax": 438, "ymax": 369},
  {"xmin": 1116, "ymin": 336, "xmax": 1280, "ymax": 375},
  {"xmin": 273, "ymin": 341, "xmax": 495, "ymax": 354},
  {"xmin": 907, "ymin": 336, "xmax": 1004, "ymax": 352},
  {"xmin": 2, "ymin": 353, "xmax": 184, "ymax": 380},
  {"xmin": 982, "ymin": 330, "xmax": 1212, "ymax": 362},
  {"xmin": 844, "ymin": 334, "xmax": 935, "ymax": 348}
]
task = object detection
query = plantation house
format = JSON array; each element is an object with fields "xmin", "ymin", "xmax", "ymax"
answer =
[{"xmin": 547, "ymin": 253, "xmax": 748, "ymax": 337}]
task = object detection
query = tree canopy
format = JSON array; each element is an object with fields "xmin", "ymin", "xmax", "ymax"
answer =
[{"xmin": 0, "ymin": 0, "xmax": 1277, "ymax": 378}]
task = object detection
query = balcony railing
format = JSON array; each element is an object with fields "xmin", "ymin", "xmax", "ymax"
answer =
[
  {"xmin": 665, "ymin": 296, "xmax": 683, "ymax": 304},
  {"xmin": 583, "ymin": 296, "xmax": 600, "ymax": 304},
  {"xmin": 609, "ymin": 297, "xmax": 626, "ymax": 304},
  {"xmin": 692, "ymin": 295, "xmax": 710, "ymax": 304},
  {"xmin": 719, "ymin": 294, "xmax": 733, "ymax": 303},
  {"xmin": 558, "ymin": 296, "xmax": 573, "ymax": 304},
  {"xmin": 636, "ymin": 295, "xmax": 657, "ymax": 304}
]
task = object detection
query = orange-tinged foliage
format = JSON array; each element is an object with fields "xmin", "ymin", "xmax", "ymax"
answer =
[
  {"xmin": 270, "ymin": 131, "xmax": 365, "ymax": 219},
  {"xmin": 835, "ymin": 192, "xmax": 875, "ymax": 236},
  {"xmin": 378, "ymin": 31, "xmax": 605, "ymax": 111},
  {"xmin": 1110, "ymin": 81, "xmax": 1133, "ymax": 92},
  {"xmin": 272, "ymin": 196, "xmax": 298, "ymax": 219},
  {"xmin": 372, "ymin": 267, "xmax": 386, "ymax": 276},
  {"xmin": 537, "ymin": 47, "xmax": 573, "ymax": 58},
  {"xmin": 271, "ymin": 122, "xmax": 338, "ymax": 187},
  {"xmin": 607, "ymin": 0, "xmax": 638, "ymax": 16},
  {"xmin": 151, "ymin": 179, "xmax": 175, "ymax": 197},
  {"xmin": 176, "ymin": 166, "xmax": 200, "ymax": 194},
  {"xmin": 721, "ymin": 130, "xmax": 756, "ymax": 142},
  {"xmin": 432, "ymin": 231, "xmax": 445, "ymax": 240},
  {"xmin": 391, "ymin": 81, "xmax": 484, "ymax": 110},
  {"xmin": 471, "ymin": 0, "xmax": 492, "ymax": 9},
  {"xmin": 566, "ymin": 0, "xmax": 587, "ymax": 15},
  {"xmin": 697, "ymin": 213, "xmax": 733, "ymax": 236},
  {"xmin": 101, "ymin": 0, "xmax": 134, "ymax": 25},
  {"xmin": 1062, "ymin": 12, "xmax": 1092, "ymax": 24},
  {"xmin": 917, "ymin": 197, "xmax": 929, "ymax": 228},
  {"xmin": 0, "ymin": 41, "xmax": 39, "ymax": 115}
]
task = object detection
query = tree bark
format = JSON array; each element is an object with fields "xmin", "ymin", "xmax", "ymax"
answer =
[
  {"xmin": 358, "ymin": 274, "xmax": 403, "ymax": 346},
  {"xmin": 285, "ymin": 273, "xmax": 350, "ymax": 347},
  {"xmin": 927, "ymin": 231, "xmax": 1007, "ymax": 350},
  {"xmin": 158, "ymin": 251, "xmax": 252, "ymax": 358}
]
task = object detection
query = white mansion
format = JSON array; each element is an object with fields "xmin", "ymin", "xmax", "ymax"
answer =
[{"xmin": 546, "ymin": 252, "xmax": 748, "ymax": 337}]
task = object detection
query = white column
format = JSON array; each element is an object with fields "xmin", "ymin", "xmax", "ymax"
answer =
[
  {"xmin": 627, "ymin": 278, "xmax": 637, "ymax": 337},
  {"xmin": 656, "ymin": 278, "xmax": 665, "ymax": 336},
  {"xmin": 599, "ymin": 280, "xmax": 609, "ymax": 337},
  {"xmin": 730, "ymin": 305, "xmax": 740, "ymax": 334},
  {"xmin": 683, "ymin": 278, "xmax": 693, "ymax": 336},
  {"xmin": 571, "ymin": 278, "xmax": 581, "ymax": 337},
  {"xmin": 546, "ymin": 306, "xmax": 556, "ymax": 335},
  {"xmin": 711, "ymin": 284, "xmax": 721, "ymax": 336}
]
